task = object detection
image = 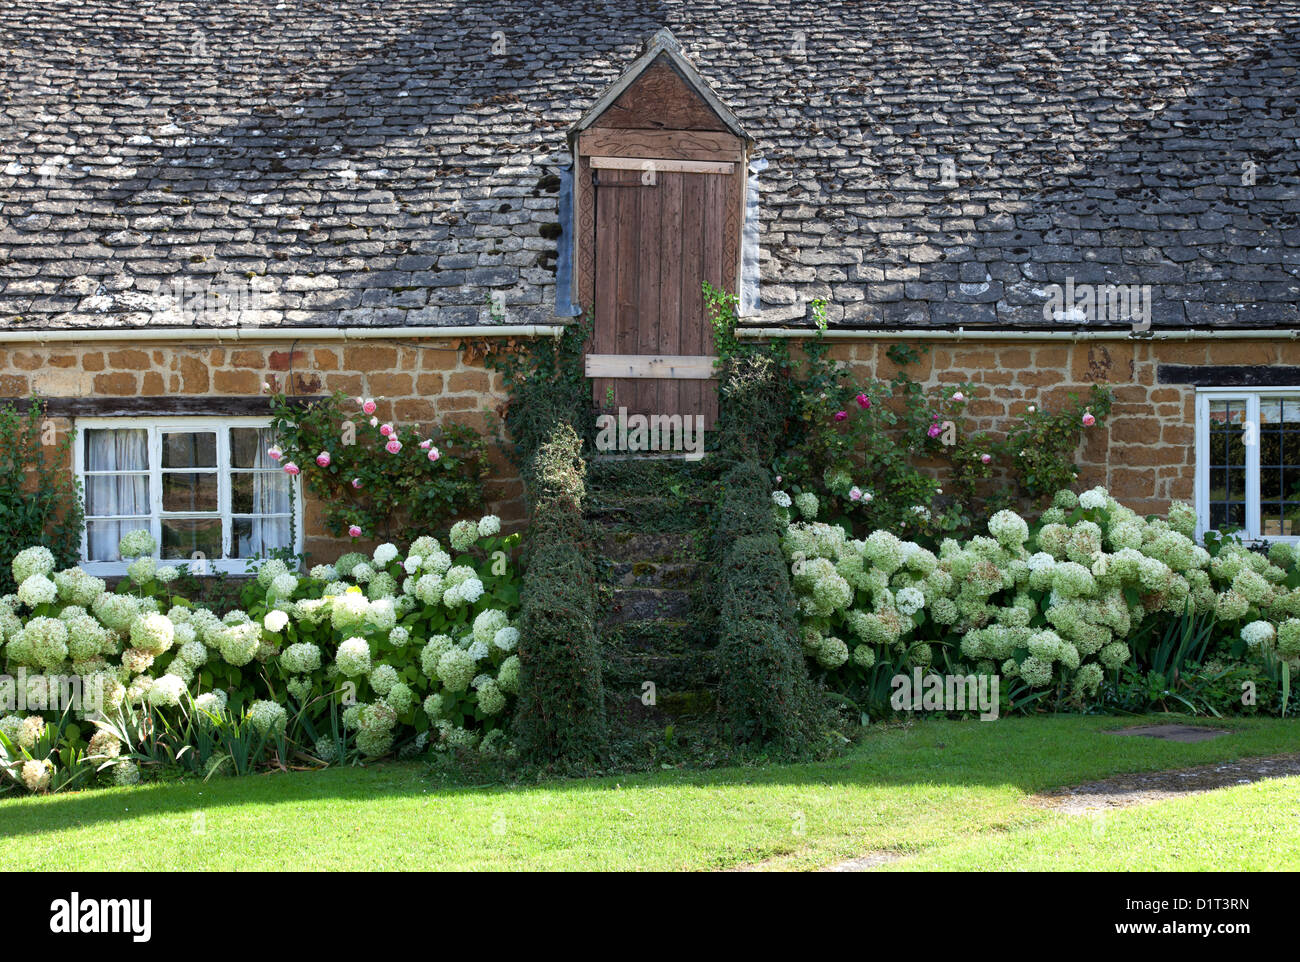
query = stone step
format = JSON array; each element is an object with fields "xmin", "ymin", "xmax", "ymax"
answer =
[
  {"xmin": 598, "ymin": 530, "xmax": 699, "ymax": 564},
  {"xmin": 603, "ymin": 587, "xmax": 692, "ymax": 626},
  {"xmin": 606, "ymin": 689, "xmax": 716, "ymax": 725},
  {"xmin": 608, "ymin": 560, "xmax": 698, "ymax": 588}
]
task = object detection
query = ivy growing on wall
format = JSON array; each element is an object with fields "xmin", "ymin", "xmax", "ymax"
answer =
[{"xmin": 0, "ymin": 401, "xmax": 84, "ymax": 595}]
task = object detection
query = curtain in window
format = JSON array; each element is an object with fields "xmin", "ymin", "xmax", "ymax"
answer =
[
  {"xmin": 239, "ymin": 427, "xmax": 291, "ymax": 557},
  {"xmin": 85, "ymin": 429, "xmax": 150, "ymax": 561}
]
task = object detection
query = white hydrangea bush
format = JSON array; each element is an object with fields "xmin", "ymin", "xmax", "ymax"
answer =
[
  {"xmin": 0, "ymin": 515, "xmax": 521, "ymax": 794},
  {"xmin": 784, "ymin": 487, "xmax": 1300, "ymax": 704}
]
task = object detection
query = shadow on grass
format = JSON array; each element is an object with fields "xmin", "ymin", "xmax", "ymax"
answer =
[{"xmin": 0, "ymin": 715, "xmax": 1293, "ymax": 842}]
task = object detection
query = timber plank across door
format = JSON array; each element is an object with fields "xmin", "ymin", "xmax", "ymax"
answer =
[{"xmin": 590, "ymin": 165, "xmax": 723, "ymax": 430}]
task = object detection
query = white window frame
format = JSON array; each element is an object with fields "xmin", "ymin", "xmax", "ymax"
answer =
[
  {"xmin": 1194, "ymin": 387, "xmax": 1300, "ymax": 545},
  {"xmin": 72, "ymin": 416, "xmax": 302, "ymax": 575}
]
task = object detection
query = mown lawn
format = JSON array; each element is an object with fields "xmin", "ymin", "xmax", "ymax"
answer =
[{"xmin": 1, "ymin": 716, "xmax": 1296, "ymax": 871}]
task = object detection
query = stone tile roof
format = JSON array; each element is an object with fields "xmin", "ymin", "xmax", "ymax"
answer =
[{"xmin": 0, "ymin": 0, "xmax": 1297, "ymax": 332}]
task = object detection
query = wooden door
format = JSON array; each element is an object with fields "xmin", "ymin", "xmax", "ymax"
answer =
[{"xmin": 588, "ymin": 164, "xmax": 725, "ymax": 430}]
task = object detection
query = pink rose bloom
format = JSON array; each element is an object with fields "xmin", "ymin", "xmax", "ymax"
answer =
[
  {"xmin": 379, "ymin": 423, "xmax": 394, "ymax": 437},
  {"xmin": 775, "ymin": 475, "xmax": 782, "ymax": 484},
  {"xmin": 862, "ymin": 492, "xmax": 873, "ymax": 503},
  {"xmin": 927, "ymin": 424, "xmax": 942, "ymax": 439},
  {"xmin": 980, "ymin": 453, "xmax": 992, "ymax": 464},
  {"xmin": 348, "ymin": 524, "xmax": 362, "ymax": 538},
  {"xmin": 351, "ymin": 478, "xmax": 362, "ymax": 489},
  {"xmin": 369, "ymin": 417, "xmax": 379, "ymax": 427},
  {"xmin": 315, "ymin": 451, "xmax": 330, "ymax": 468},
  {"xmin": 267, "ymin": 445, "xmax": 282, "ymax": 462},
  {"xmin": 952, "ymin": 391, "xmax": 965, "ymax": 402},
  {"xmin": 361, "ymin": 398, "xmax": 377, "ymax": 415},
  {"xmin": 834, "ymin": 411, "xmax": 848, "ymax": 422},
  {"xmin": 419, "ymin": 439, "xmax": 432, "ymax": 450},
  {"xmin": 1082, "ymin": 412, "xmax": 1096, "ymax": 427},
  {"xmin": 283, "ymin": 461, "xmax": 300, "ymax": 475},
  {"xmin": 1027, "ymin": 405, "xmax": 1036, "ymax": 413},
  {"xmin": 386, "ymin": 439, "xmax": 402, "ymax": 454},
  {"xmin": 849, "ymin": 486, "xmax": 862, "ymax": 502},
  {"xmin": 427, "ymin": 447, "xmax": 441, "ymax": 462},
  {"xmin": 856, "ymin": 394, "xmax": 871, "ymax": 409}
]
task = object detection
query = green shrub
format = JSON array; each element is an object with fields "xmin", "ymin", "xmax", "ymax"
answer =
[
  {"xmin": 512, "ymin": 537, "xmax": 608, "ymax": 768},
  {"xmin": 0, "ymin": 401, "xmax": 83, "ymax": 596},
  {"xmin": 707, "ymin": 461, "xmax": 828, "ymax": 757},
  {"xmin": 510, "ymin": 412, "xmax": 608, "ymax": 769}
]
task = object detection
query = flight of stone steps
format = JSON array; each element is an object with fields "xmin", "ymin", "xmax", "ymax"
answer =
[{"xmin": 584, "ymin": 462, "xmax": 715, "ymax": 725}]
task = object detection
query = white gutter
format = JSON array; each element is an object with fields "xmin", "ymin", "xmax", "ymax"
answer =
[
  {"xmin": 0, "ymin": 324, "xmax": 567, "ymax": 344},
  {"xmin": 737, "ymin": 327, "xmax": 1300, "ymax": 341}
]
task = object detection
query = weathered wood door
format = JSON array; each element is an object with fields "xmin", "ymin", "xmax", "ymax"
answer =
[
  {"xmin": 589, "ymin": 163, "xmax": 727, "ymax": 429},
  {"xmin": 573, "ymin": 42, "xmax": 749, "ymax": 437}
]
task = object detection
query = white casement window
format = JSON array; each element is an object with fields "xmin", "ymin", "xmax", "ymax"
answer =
[
  {"xmin": 1194, "ymin": 389, "xmax": 1300, "ymax": 544},
  {"xmin": 73, "ymin": 417, "xmax": 300, "ymax": 575}
]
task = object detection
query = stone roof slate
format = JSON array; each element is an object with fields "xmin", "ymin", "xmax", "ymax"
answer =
[{"xmin": 0, "ymin": 0, "xmax": 1297, "ymax": 332}]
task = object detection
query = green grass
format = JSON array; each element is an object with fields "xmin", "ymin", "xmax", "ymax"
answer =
[
  {"xmin": 1, "ymin": 716, "xmax": 1296, "ymax": 871},
  {"xmin": 891, "ymin": 777, "xmax": 1300, "ymax": 871}
]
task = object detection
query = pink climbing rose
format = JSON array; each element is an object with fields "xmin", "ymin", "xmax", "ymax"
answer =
[
  {"xmin": 856, "ymin": 394, "xmax": 871, "ymax": 409},
  {"xmin": 360, "ymin": 398, "xmax": 377, "ymax": 415},
  {"xmin": 348, "ymin": 524, "xmax": 362, "ymax": 538},
  {"xmin": 283, "ymin": 461, "xmax": 300, "ymax": 476},
  {"xmin": 834, "ymin": 410, "xmax": 848, "ymax": 422},
  {"xmin": 1082, "ymin": 412, "xmax": 1096, "ymax": 427},
  {"xmin": 427, "ymin": 447, "xmax": 441, "ymax": 462},
  {"xmin": 315, "ymin": 451, "xmax": 330, "ymax": 468},
  {"xmin": 267, "ymin": 445, "xmax": 283, "ymax": 462},
  {"xmin": 927, "ymin": 423, "xmax": 942, "ymax": 439},
  {"xmin": 981, "ymin": 453, "xmax": 992, "ymax": 464},
  {"xmin": 386, "ymin": 439, "xmax": 402, "ymax": 454},
  {"xmin": 379, "ymin": 423, "xmax": 394, "ymax": 437},
  {"xmin": 849, "ymin": 486, "xmax": 863, "ymax": 501},
  {"xmin": 952, "ymin": 391, "xmax": 965, "ymax": 402},
  {"xmin": 351, "ymin": 478, "xmax": 362, "ymax": 489}
]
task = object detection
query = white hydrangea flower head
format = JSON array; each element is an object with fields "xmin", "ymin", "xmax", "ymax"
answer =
[
  {"xmin": 146, "ymin": 674, "xmax": 188, "ymax": 707},
  {"xmin": 449, "ymin": 520, "xmax": 479, "ymax": 553},
  {"xmin": 335, "ymin": 637, "xmax": 372, "ymax": 678},
  {"xmin": 12, "ymin": 546, "xmax": 56, "ymax": 584},
  {"xmin": 129, "ymin": 612, "xmax": 175, "ymax": 656},
  {"xmin": 369, "ymin": 664, "xmax": 399, "ymax": 697},
  {"xmin": 771, "ymin": 490, "xmax": 792, "ymax": 508},
  {"xmin": 477, "ymin": 515, "xmax": 501, "ymax": 538},
  {"xmin": 263, "ymin": 609, "xmax": 290, "ymax": 633},
  {"xmin": 310, "ymin": 563, "xmax": 338, "ymax": 582},
  {"xmin": 895, "ymin": 586, "xmax": 925, "ymax": 616},
  {"xmin": 282, "ymin": 642, "xmax": 322, "ymax": 674},
  {"xmin": 16, "ymin": 574, "xmax": 58, "ymax": 608},
  {"xmin": 472, "ymin": 609, "xmax": 510, "ymax": 646},
  {"xmin": 1078, "ymin": 486, "xmax": 1109, "ymax": 511},
  {"xmin": 247, "ymin": 699, "xmax": 288, "ymax": 736},
  {"xmin": 493, "ymin": 626, "xmax": 520, "ymax": 652},
  {"xmin": 194, "ymin": 689, "xmax": 228, "ymax": 718},
  {"xmin": 373, "ymin": 543, "xmax": 399, "ymax": 566},
  {"xmin": 1241, "ymin": 621, "xmax": 1276, "ymax": 649},
  {"xmin": 117, "ymin": 530, "xmax": 157, "ymax": 561}
]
